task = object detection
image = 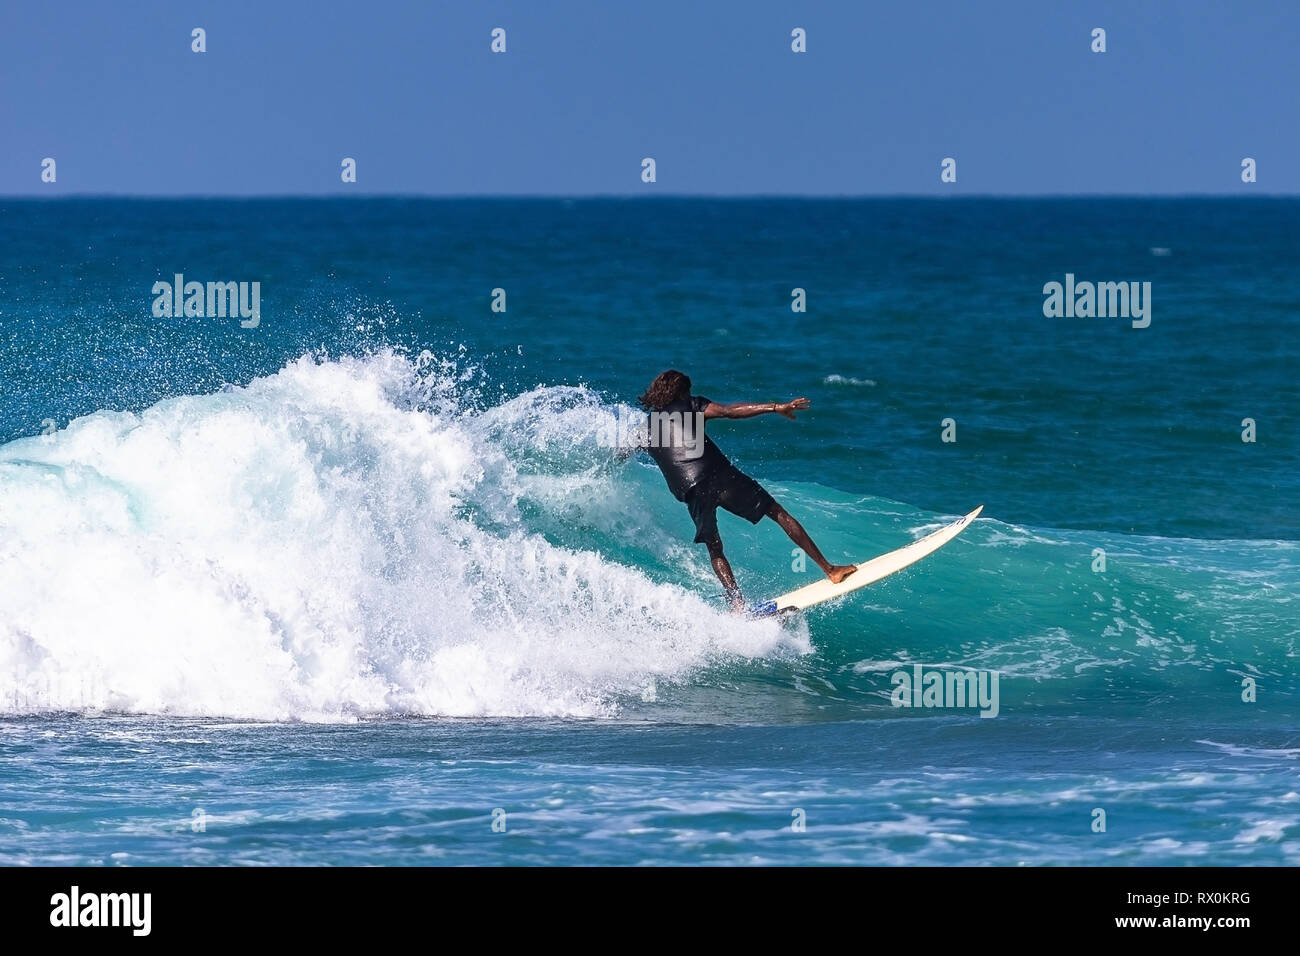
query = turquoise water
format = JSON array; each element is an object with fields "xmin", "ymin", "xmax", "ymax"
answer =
[{"xmin": 0, "ymin": 199, "xmax": 1296, "ymax": 864}]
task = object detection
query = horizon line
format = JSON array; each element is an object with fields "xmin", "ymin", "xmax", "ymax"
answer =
[{"xmin": 0, "ymin": 192, "xmax": 1291, "ymax": 201}]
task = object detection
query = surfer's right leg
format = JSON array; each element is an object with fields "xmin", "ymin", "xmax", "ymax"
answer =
[{"xmin": 765, "ymin": 501, "xmax": 857, "ymax": 585}]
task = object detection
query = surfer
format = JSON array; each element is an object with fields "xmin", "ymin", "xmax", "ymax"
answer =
[{"xmin": 636, "ymin": 369, "xmax": 856, "ymax": 611}]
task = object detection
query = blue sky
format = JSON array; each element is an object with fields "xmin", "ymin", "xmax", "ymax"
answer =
[{"xmin": 2, "ymin": 0, "xmax": 1296, "ymax": 195}]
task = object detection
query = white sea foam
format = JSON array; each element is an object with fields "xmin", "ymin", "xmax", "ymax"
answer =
[
  {"xmin": 822, "ymin": 374, "xmax": 876, "ymax": 387},
  {"xmin": 0, "ymin": 352, "xmax": 800, "ymax": 721}
]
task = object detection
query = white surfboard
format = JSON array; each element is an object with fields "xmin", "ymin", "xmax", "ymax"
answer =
[{"xmin": 752, "ymin": 506, "xmax": 983, "ymax": 615}]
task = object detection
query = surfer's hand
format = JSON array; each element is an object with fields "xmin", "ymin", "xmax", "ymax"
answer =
[{"xmin": 778, "ymin": 397, "xmax": 810, "ymax": 419}]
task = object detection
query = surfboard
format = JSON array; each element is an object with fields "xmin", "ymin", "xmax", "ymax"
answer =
[{"xmin": 750, "ymin": 505, "xmax": 983, "ymax": 616}]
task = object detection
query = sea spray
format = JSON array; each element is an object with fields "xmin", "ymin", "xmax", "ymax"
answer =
[{"xmin": 0, "ymin": 353, "xmax": 799, "ymax": 721}]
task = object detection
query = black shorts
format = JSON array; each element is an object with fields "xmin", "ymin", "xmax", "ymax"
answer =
[{"xmin": 684, "ymin": 467, "xmax": 776, "ymax": 544}]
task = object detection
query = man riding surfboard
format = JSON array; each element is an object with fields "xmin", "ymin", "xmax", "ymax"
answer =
[{"xmin": 636, "ymin": 369, "xmax": 856, "ymax": 611}]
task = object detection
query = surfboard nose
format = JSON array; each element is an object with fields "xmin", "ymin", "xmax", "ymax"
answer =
[{"xmin": 759, "ymin": 505, "xmax": 983, "ymax": 613}]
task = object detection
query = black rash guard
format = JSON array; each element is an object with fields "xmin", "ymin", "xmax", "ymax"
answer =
[{"xmin": 642, "ymin": 395, "xmax": 731, "ymax": 500}]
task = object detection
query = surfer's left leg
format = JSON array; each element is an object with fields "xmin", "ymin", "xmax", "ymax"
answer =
[
  {"xmin": 705, "ymin": 536, "xmax": 747, "ymax": 613},
  {"xmin": 686, "ymin": 482, "xmax": 747, "ymax": 611},
  {"xmin": 765, "ymin": 501, "xmax": 857, "ymax": 585}
]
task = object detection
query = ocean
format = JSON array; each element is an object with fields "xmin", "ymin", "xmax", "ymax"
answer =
[{"xmin": 0, "ymin": 198, "xmax": 1296, "ymax": 865}]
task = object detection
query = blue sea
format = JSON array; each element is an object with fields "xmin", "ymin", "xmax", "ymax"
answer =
[{"xmin": 0, "ymin": 198, "xmax": 1296, "ymax": 865}]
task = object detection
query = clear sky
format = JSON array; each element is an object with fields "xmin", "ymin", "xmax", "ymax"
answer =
[{"xmin": 2, "ymin": 0, "xmax": 1295, "ymax": 195}]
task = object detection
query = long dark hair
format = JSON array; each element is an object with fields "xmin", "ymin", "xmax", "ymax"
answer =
[{"xmin": 638, "ymin": 369, "xmax": 691, "ymax": 411}]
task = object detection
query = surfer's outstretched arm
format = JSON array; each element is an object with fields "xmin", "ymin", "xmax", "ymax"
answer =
[{"xmin": 703, "ymin": 397, "xmax": 811, "ymax": 420}]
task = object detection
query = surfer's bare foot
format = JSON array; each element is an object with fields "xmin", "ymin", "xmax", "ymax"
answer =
[{"xmin": 827, "ymin": 564, "xmax": 857, "ymax": 585}]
